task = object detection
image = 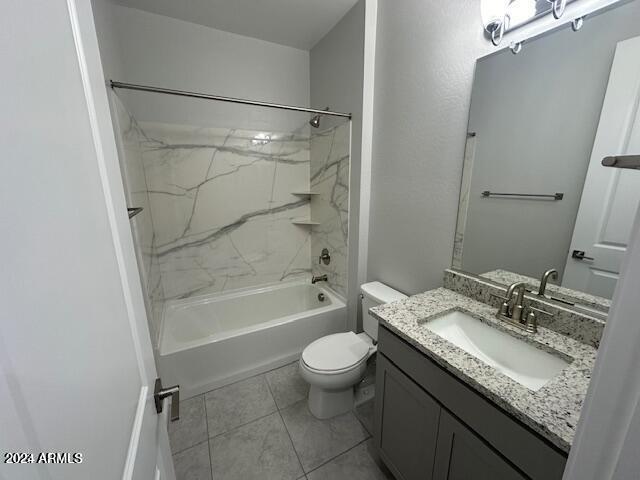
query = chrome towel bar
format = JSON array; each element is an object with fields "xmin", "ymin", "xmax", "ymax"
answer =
[{"xmin": 481, "ymin": 191, "xmax": 564, "ymax": 200}]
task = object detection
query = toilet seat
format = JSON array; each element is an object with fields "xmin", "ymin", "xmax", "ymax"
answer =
[{"xmin": 301, "ymin": 332, "xmax": 371, "ymax": 374}]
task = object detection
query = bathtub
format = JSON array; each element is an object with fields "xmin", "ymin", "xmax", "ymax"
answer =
[{"xmin": 157, "ymin": 281, "xmax": 346, "ymax": 399}]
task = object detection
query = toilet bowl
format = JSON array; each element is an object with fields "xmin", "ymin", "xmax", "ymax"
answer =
[{"xmin": 300, "ymin": 281, "xmax": 407, "ymax": 419}]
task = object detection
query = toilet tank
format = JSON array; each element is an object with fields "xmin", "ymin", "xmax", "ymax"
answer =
[{"xmin": 360, "ymin": 282, "xmax": 407, "ymax": 341}]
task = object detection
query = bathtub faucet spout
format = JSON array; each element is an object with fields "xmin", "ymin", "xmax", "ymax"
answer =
[{"xmin": 311, "ymin": 274, "xmax": 328, "ymax": 284}]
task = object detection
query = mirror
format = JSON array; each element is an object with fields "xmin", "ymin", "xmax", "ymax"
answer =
[{"xmin": 453, "ymin": 0, "xmax": 640, "ymax": 314}]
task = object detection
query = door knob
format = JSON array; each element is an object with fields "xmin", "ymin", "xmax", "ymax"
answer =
[
  {"xmin": 154, "ymin": 378, "xmax": 180, "ymax": 421},
  {"xmin": 572, "ymin": 250, "xmax": 594, "ymax": 261}
]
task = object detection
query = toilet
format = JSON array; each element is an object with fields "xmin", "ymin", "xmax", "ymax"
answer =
[{"xmin": 299, "ymin": 281, "xmax": 407, "ymax": 419}]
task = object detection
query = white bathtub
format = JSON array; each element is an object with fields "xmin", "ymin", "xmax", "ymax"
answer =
[{"xmin": 157, "ymin": 281, "xmax": 346, "ymax": 399}]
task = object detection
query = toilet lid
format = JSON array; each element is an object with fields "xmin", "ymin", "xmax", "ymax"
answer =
[{"xmin": 302, "ymin": 332, "xmax": 370, "ymax": 372}]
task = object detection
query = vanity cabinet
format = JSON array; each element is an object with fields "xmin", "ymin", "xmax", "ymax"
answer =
[
  {"xmin": 377, "ymin": 353, "xmax": 441, "ymax": 479},
  {"xmin": 374, "ymin": 326, "xmax": 567, "ymax": 480},
  {"xmin": 433, "ymin": 411, "xmax": 525, "ymax": 480}
]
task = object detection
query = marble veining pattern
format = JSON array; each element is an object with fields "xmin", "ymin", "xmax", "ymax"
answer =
[
  {"xmin": 481, "ymin": 269, "xmax": 611, "ymax": 312},
  {"xmin": 112, "ymin": 95, "xmax": 165, "ymax": 345},
  {"xmin": 371, "ymin": 287, "xmax": 597, "ymax": 452},
  {"xmin": 310, "ymin": 123, "xmax": 350, "ymax": 297},
  {"xmin": 113, "ymin": 93, "xmax": 352, "ymax": 344},
  {"xmin": 138, "ymin": 121, "xmax": 313, "ymax": 301},
  {"xmin": 444, "ymin": 269, "xmax": 605, "ymax": 348}
]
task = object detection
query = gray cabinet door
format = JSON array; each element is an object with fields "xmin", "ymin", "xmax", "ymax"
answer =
[
  {"xmin": 433, "ymin": 411, "xmax": 527, "ymax": 480},
  {"xmin": 376, "ymin": 354, "xmax": 441, "ymax": 480}
]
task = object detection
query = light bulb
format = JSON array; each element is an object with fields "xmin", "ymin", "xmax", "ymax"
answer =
[{"xmin": 480, "ymin": 0, "xmax": 511, "ymax": 31}]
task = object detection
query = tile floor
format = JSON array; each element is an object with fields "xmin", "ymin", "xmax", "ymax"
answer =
[{"xmin": 168, "ymin": 361, "xmax": 393, "ymax": 480}]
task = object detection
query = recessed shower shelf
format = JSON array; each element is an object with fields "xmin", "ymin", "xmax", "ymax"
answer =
[
  {"xmin": 291, "ymin": 191, "xmax": 320, "ymax": 196},
  {"xmin": 291, "ymin": 218, "xmax": 321, "ymax": 226}
]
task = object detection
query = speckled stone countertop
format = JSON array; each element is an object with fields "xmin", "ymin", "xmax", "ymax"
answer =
[
  {"xmin": 481, "ymin": 269, "xmax": 611, "ymax": 312},
  {"xmin": 371, "ymin": 288, "xmax": 597, "ymax": 453}
]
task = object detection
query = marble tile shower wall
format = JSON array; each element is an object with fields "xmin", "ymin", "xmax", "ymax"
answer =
[
  {"xmin": 310, "ymin": 123, "xmax": 350, "ymax": 297},
  {"xmin": 140, "ymin": 122, "xmax": 313, "ymax": 301},
  {"xmin": 112, "ymin": 95, "xmax": 165, "ymax": 345},
  {"xmin": 113, "ymin": 94, "xmax": 351, "ymax": 345}
]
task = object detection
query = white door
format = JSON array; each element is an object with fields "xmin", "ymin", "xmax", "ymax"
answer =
[
  {"xmin": 0, "ymin": 1, "xmax": 174, "ymax": 479},
  {"xmin": 563, "ymin": 36, "xmax": 640, "ymax": 298}
]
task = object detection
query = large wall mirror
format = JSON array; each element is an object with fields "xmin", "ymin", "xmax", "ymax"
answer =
[{"xmin": 454, "ymin": 0, "xmax": 640, "ymax": 315}]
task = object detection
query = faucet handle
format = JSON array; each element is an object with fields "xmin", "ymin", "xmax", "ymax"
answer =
[
  {"xmin": 489, "ymin": 293, "xmax": 510, "ymax": 316},
  {"xmin": 524, "ymin": 307, "xmax": 552, "ymax": 334},
  {"xmin": 318, "ymin": 248, "xmax": 331, "ymax": 265}
]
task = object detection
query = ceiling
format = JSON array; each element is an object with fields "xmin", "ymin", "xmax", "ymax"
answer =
[{"xmin": 111, "ymin": 0, "xmax": 360, "ymax": 50}]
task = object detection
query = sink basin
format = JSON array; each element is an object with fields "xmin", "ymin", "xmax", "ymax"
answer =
[{"xmin": 423, "ymin": 311, "xmax": 569, "ymax": 391}]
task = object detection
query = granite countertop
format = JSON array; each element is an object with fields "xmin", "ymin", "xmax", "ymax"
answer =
[
  {"xmin": 370, "ymin": 288, "xmax": 597, "ymax": 453},
  {"xmin": 481, "ymin": 269, "xmax": 611, "ymax": 312}
]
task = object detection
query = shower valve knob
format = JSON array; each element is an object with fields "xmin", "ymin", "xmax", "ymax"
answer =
[{"xmin": 319, "ymin": 248, "xmax": 331, "ymax": 265}]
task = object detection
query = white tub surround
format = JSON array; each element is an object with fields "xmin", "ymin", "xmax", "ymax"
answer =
[
  {"xmin": 140, "ymin": 121, "xmax": 313, "ymax": 300},
  {"xmin": 111, "ymin": 95, "xmax": 165, "ymax": 344},
  {"xmin": 158, "ymin": 281, "xmax": 346, "ymax": 398},
  {"xmin": 310, "ymin": 122, "xmax": 351, "ymax": 297},
  {"xmin": 111, "ymin": 93, "xmax": 353, "ymax": 388}
]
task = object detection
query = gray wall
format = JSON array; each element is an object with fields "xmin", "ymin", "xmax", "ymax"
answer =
[
  {"xmin": 310, "ymin": 0, "xmax": 366, "ymax": 330},
  {"xmin": 367, "ymin": 1, "xmax": 489, "ymax": 295},
  {"xmin": 91, "ymin": 0, "xmax": 125, "ymax": 80},
  {"xmin": 462, "ymin": 0, "xmax": 640, "ymax": 281},
  {"xmin": 92, "ymin": 2, "xmax": 310, "ymax": 131}
]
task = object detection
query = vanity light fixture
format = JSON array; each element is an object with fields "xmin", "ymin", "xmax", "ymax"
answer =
[
  {"xmin": 481, "ymin": 0, "xmax": 513, "ymax": 46},
  {"xmin": 571, "ymin": 16, "xmax": 585, "ymax": 31},
  {"xmin": 510, "ymin": 41, "xmax": 523, "ymax": 54},
  {"xmin": 482, "ymin": 0, "xmax": 579, "ymax": 47},
  {"xmin": 548, "ymin": 0, "xmax": 567, "ymax": 18}
]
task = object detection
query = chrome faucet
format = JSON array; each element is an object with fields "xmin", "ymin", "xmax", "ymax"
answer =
[
  {"xmin": 311, "ymin": 274, "xmax": 328, "ymax": 284},
  {"xmin": 537, "ymin": 268, "xmax": 558, "ymax": 297},
  {"xmin": 492, "ymin": 281, "xmax": 551, "ymax": 333},
  {"xmin": 503, "ymin": 281, "xmax": 527, "ymax": 323}
]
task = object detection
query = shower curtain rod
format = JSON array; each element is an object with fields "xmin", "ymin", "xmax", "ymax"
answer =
[{"xmin": 110, "ymin": 81, "xmax": 352, "ymax": 119}]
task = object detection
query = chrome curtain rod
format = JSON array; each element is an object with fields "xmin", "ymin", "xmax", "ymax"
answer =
[{"xmin": 110, "ymin": 81, "xmax": 352, "ymax": 119}]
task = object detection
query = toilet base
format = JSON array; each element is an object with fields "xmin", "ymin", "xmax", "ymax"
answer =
[{"xmin": 308, "ymin": 385, "xmax": 354, "ymax": 419}]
